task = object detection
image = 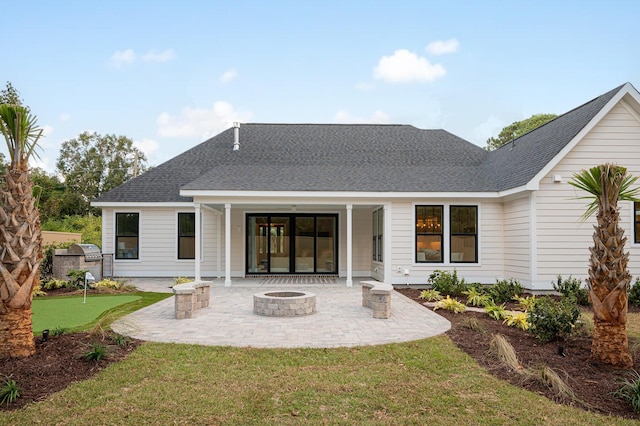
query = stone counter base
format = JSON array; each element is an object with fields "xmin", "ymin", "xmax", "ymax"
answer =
[
  {"xmin": 361, "ymin": 280, "xmax": 392, "ymax": 319},
  {"xmin": 173, "ymin": 281, "xmax": 213, "ymax": 319}
]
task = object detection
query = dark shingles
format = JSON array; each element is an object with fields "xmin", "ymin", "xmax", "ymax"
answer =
[
  {"xmin": 484, "ymin": 84, "xmax": 624, "ymax": 191},
  {"xmin": 93, "ymin": 84, "xmax": 627, "ymax": 203}
]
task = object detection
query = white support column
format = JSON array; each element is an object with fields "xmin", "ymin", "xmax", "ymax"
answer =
[
  {"xmin": 216, "ymin": 213, "xmax": 222, "ymax": 279},
  {"xmin": 384, "ymin": 203, "xmax": 392, "ymax": 284},
  {"xmin": 194, "ymin": 203, "xmax": 202, "ymax": 281},
  {"xmin": 346, "ymin": 204, "xmax": 353, "ymax": 287},
  {"xmin": 224, "ymin": 203, "xmax": 232, "ymax": 287}
]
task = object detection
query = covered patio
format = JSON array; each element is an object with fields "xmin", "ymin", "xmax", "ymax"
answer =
[{"xmin": 112, "ymin": 278, "xmax": 450, "ymax": 348}]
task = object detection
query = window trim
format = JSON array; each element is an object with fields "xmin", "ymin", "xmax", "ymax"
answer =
[
  {"xmin": 449, "ymin": 205, "xmax": 478, "ymax": 264},
  {"xmin": 372, "ymin": 207, "xmax": 384, "ymax": 263},
  {"xmin": 634, "ymin": 202, "xmax": 640, "ymax": 244},
  {"xmin": 415, "ymin": 205, "xmax": 444, "ymax": 263},
  {"xmin": 114, "ymin": 212, "xmax": 140, "ymax": 260}
]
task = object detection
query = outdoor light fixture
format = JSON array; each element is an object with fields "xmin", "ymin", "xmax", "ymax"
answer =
[{"xmin": 42, "ymin": 329, "xmax": 49, "ymax": 343}]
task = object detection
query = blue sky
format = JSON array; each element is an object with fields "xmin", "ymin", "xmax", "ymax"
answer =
[{"xmin": 3, "ymin": 0, "xmax": 639, "ymax": 172}]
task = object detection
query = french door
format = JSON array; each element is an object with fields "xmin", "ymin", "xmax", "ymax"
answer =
[{"xmin": 246, "ymin": 214, "xmax": 338, "ymax": 274}]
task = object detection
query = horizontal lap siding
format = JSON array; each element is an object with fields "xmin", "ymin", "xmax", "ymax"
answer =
[
  {"xmin": 503, "ymin": 195, "xmax": 530, "ymax": 282},
  {"xmin": 111, "ymin": 207, "xmax": 210, "ymax": 277},
  {"xmin": 535, "ymin": 103, "xmax": 640, "ymax": 285},
  {"xmin": 390, "ymin": 200, "xmax": 503, "ymax": 285}
]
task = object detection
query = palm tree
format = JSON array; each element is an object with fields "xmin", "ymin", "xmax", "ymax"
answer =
[
  {"xmin": 569, "ymin": 163, "xmax": 640, "ymax": 368},
  {"xmin": 0, "ymin": 104, "xmax": 43, "ymax": 358}
]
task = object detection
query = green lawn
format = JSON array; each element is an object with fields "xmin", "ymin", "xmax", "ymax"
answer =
[
  {"xmin": 4, "ymin": 296, "xmax": 636, "ymax": 424},
  {"xmin": 31, "ymin": 292, "xmax": 171, "ymax": 334},
  {"xmin": 3, "ymin": 337, "xmax": 634, "ymax": 425}
]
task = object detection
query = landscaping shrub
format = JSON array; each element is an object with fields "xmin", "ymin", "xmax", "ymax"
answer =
[
  {"xmin": 462, "ymin": 286, "xmax": 492, "ymax": 307},
  {"xmin": 629, "ymin": 278, "xmax": 640, "ymax": 307},
  {"xmin": 527, "ymin": 296, "xmax": 580, "ymax": 343},
  {"xmin": 433, "ymin": 296, "xmax": 466, "ymax": 313},
  {"xmin": 553, "ymin": 275, "xmax": 590, "ymax": 306},
  {"xmin": 428, "ymin": 270, "xmax": 469, "ymax": 296},
  {"xmin": 484, "ymin": 303, "xmax": 508, "ymax": 320},
  {"xmin": 503, "ymin": 312, "xmax": 530, "ymax": 330},
  {"xmin": 513, "ymin": 295, "xmax": 537, "ymax": 312},
  {"xmin": 41, "ymin": 278, "xmax": 70, "ymax": 291},
  {"xmin": 487, "ymin": 278, "xmax": 524, "ymax": 304},
  {"xmin": 0, "ymin": 377, "xmax": 20, "ymax": 406},
  {"xmin": 173, "ymin": 276, "xmax": 192, "ymax": 286},
  {"xmin": 32, "ymin": 285, "xmax": 47, "ymax": 297},
  {"xmin": 418, "ymin": 289, "xmax": 443, "ymax": 301},
  {"xmin": 93, "ymin": 279, "xmax": 123, "ymax": 290},
  {"xmin": 84, "ymin": 342, "xmax": 108, "ymax": 361},
  {"xmin": 67, "ymin": 269, "xmax": 89, "ymax": 288},
  {"xmin": 611, "ymin": 369, "xmax": 640, "ymax": 412}
]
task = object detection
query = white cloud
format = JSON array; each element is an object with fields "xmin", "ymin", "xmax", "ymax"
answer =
[
  {"xmin": 142, "ymin": 49, "xmax": 175, "ymax": 63},
  {"xmin": 133, "ymin": 138, "xmax": 159, "ymax": 156},
  {"xmin": 426, "ymin": 38, "xmax": 460, "ymax": 55},
  {"xmin": 333, "ymin": 110, "xmax": 390, "ymax": 124},
  {"xmin": 110, "ymin": 49, "xmax": 136, "ymax": 68},
  {"xmin": 373, "ymin": 49, "xmax": 446, "ymax": 83},
  {"xmin": 219, "ymin": 69, "xmax": 237, "ymax": 83},
  {"xmin": 473, "ymin": 115, "xmax": 505, "ymax": 144},
  {"xmin": 157, "ymin": 101, "xmax": 252, "ymax": 139},
  {"xmin": 59, "ymin": 113, "xmax": 71, "ymax": 122}
]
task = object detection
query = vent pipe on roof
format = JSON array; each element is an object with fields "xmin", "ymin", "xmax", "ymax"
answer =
[{"xmin": 233, "ymin": 122, "xmax": 240, "ymax": 151}]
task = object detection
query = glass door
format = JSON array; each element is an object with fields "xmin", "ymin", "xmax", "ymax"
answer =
[
  {"xmin": 316, "ymin": 216, "xmax": 336, "ymax": 273},
  {"xmin": 269, "ymin": 217, "xmax": 290, "ymax": 273},
  {"xmin": 246, "ymin": 214, "xmax": 337, "ymax": 274},
  {"xmin": 295, "ymin": 217, "xmax": 315, "ymax": 273},
  {"xmin": 247, "ymin": 216, "xmax": 268, "ymax": 273}
]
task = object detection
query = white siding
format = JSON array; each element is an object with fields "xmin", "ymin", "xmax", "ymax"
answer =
[
  {"xmin": 389, "ymin": 199, "xmax": 504, "ymax": 285},
  {"xmin": 534, "ymin": 103, "xmax": 640, "ymax": 288},
  {"xmin": 502, "ymin": 194, "xmax": 530, "ymax": 283},
  {"xmin": 105, "ymin": 206, "xmax": 219, "ymax": 277}
]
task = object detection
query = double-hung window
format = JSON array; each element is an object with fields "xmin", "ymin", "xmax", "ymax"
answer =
[
  {"xmin": 115, "ymin": 213, "xmax": 139, "ymax": 259},
  {"xmin": 178, "ymin": 213, "xmax": 196, "ymax": 259},
  {"xmin": 450, "ymin": 206, "xmax": 477, "ymax": 263},
  {"xmin": 415, "ymin": 206, "xmax": 443, "ymax": 263}
]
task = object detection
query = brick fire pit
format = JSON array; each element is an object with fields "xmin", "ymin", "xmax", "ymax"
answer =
[{"xmin": 253, "ymin": 291, "xmax": 316, "ymax": 317}]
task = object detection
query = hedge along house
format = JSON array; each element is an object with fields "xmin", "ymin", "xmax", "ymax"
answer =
[{"xmin": 92, "ymin": 83, "xmax": 640, "ymax": 291}]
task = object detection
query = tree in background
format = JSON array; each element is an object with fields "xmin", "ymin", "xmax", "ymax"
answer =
[
  {"xmin": 569, "ymin": 164, "xmax": 639, "ymax": 368},
  {"xmin": 56, "ymin": 132, "xmax": 148, "ymax": 215},
  {"xmin": 0, "ymin": 82, "xmax": 25, "ymax": 107},
  {"xmin": 0, "ymin": 104, "xmax": 44, "ymax": 358},
  {"xmin": 485, "ymin": 113, "xmax": 557, "ymax": 151}
]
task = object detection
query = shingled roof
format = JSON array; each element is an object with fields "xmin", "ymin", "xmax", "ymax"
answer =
[{"xmin": 93, "ymin": 84, "xmax": 630, "ymax": 203}]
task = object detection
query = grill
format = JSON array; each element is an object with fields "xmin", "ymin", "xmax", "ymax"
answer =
[{"xmin": 67, "ymin": 244, "xmax": 103, "ymax": 262}]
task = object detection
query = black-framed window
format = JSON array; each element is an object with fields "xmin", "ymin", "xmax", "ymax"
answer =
[
  {"xmin": 116, "ymin": 213, "xmax": 139, "ymax": 260},
  {"xmin": 635, "ymin": 202, "xmax": 640, "ymax": 244},
  {"xmin": 373, "ymin": 208, "xmax": 383, "ymax": 262},
  {"xmin": 450, "ymin": 206, "xmax": 477, "ymax": 263},
  {"xmin": 178, "ymin": 213, "xmax": 196, "ymax": 259},
  {"xmin": 416, "ymin": 206, "xmax": 443, "ymax": 263}
]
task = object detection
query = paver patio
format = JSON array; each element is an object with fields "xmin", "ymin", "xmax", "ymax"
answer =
[{"xmin": 112, "ymin": 278, "xmax": 450, "ymax": 348}]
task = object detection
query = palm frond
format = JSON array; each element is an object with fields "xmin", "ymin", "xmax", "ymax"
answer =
[
  {"xmin": 0, "ymin": 104, "xmax": 43, "ymax": 169},
  {"xmin": 569, "ymin": 164, "xmax": 640, "ymax": 220}
]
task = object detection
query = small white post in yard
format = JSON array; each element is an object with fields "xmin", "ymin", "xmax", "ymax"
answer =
[{"xmin": 83, "ymin": 272, "xmax": 95, "ymax": 304}]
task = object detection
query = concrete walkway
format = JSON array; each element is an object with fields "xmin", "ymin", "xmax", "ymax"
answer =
[{"xmin": 112, "ymin": 278, "xmax": 450, "ymax": 349}]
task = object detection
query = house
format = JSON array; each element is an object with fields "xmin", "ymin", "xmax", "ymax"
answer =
[{"xmin": 92, "ymin": 83, "xmax": 640, "ymax": 291}]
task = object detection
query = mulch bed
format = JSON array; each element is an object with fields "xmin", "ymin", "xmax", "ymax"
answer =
[
  {"xmin": 0, "ymin": 332, "xmax": 141, "ymax": 411},
  {"xmin": 396, "ymin": 288, "xmax": 640, "ymax": 420}
]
